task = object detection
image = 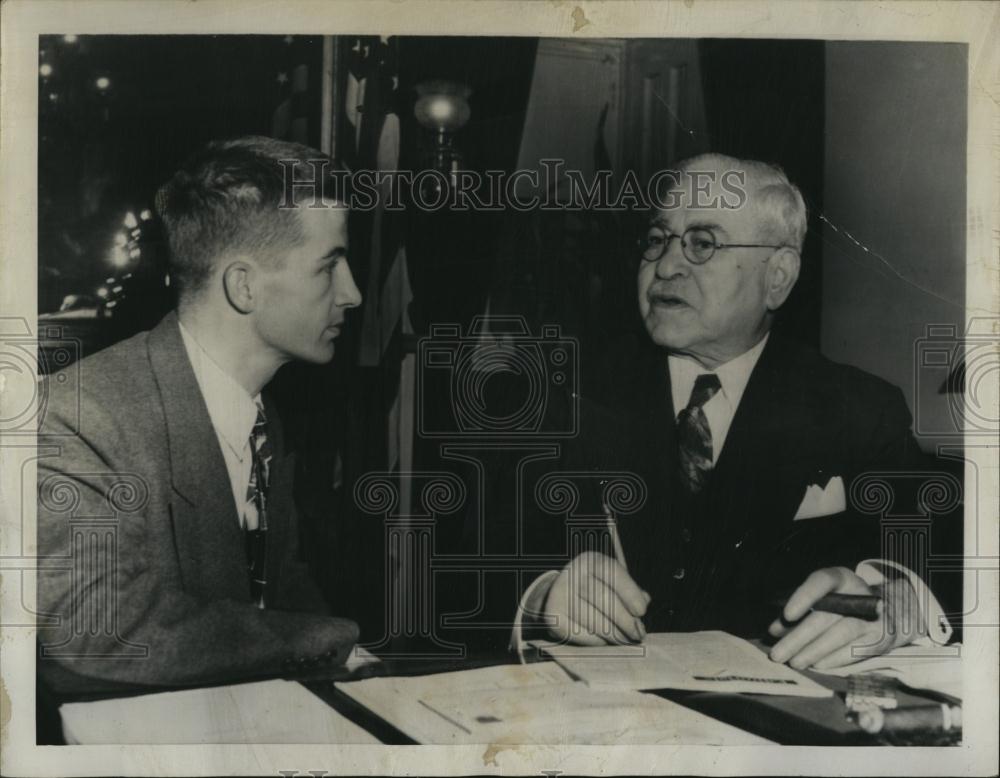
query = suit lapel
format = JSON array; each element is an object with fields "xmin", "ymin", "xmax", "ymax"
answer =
[
  {"xmin": 147, "ymin": 312, "xmax": 248, "ymax": 596},
  {"xmin": 708, "ymin": 335, "xmax": 818, "ymax": 543},
  {"xmin": 614, "ymin": 350, "xmax": 678, "ymax": 584},
  {"xmin": 645, "ymin": 350, "xmax": 679, "ymax": 485}
]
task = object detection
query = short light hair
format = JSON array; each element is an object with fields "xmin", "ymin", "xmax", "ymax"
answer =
[
  {"xmin": 154, "ymin": 135, "xmax": 336, "ymax": 297},
  {"xmin": 677, "ymin": 153, "xmax": 808, "ymax": 252}
]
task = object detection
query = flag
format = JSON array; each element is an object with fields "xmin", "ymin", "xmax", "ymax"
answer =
[
  {"xmin": 271, "ymin": 35, "xmax": 317, "ymax": 145},
  {"xmin": 339, "ymin": 36, "xmax": 414, "ymax": 477}
]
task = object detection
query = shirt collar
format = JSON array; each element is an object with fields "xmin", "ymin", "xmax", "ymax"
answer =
[
  {"xmin": 178, "ymin": 320, "xmax": 261, "ymax": 461},
  {"xmin": 668, "ymin": 333, "xmax": 770, "ymax": 416}
]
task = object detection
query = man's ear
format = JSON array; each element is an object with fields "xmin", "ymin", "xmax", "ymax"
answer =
[
  {"xmin": 222, "ymin": 260, "xmax": 256, "ymax": 314},
  {"xmin": 764, "ymin": 247, "xmax": 801, "ymax": 311}
]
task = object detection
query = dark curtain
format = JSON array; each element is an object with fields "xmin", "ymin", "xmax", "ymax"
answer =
[
  {"xmin": 698, "ymin": 39, "xmax": 826, "ymax": 346},
  {"xmin": 399, "ymin": 36, "xmax": 540, "ymax": 334}
]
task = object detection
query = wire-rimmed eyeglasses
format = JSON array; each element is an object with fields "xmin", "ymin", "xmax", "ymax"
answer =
[{"xmin": 638, "ymin": 225, "xmax": 789, "ymax": 265}]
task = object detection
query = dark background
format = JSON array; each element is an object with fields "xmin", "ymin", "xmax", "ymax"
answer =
[{"xmin": 37, "ymin": 36, "xmax": 824, "ymax": 342}]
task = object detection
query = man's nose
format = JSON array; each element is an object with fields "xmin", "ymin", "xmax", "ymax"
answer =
[
  {"xmin": 655, "ymin": 234, "xmax": 688, "ymax": 279},
  {"xmin": 335, "ymin": 262, "xmax": 363, "ymax": 308}
]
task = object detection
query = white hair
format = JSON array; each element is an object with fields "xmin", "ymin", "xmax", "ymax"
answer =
[{"xmin": 677, "ymin": 153, "xmax": 808, "ymax": 252}]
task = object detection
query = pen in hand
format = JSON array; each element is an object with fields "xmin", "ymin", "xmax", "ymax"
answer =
[
  {"xmin": 603, "ymin": 502, "xmax": 646, "ymax": 642},
  {"xmin": 603, "ymin": 501, "xmax": 629, "ymax": 573}
]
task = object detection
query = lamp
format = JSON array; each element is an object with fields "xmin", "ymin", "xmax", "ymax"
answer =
[{"xmin": 414, "ymin": 79, "xmax": 472, "ymax": 176}]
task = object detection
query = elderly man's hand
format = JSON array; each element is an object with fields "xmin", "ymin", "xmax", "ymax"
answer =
[
  {"xmin": 543, "ymin": 551, "xmax": 651, "ymax": 645},
  {"xmin": 768, "ymin": 566, "xmax": 924, "ymax": 671}
]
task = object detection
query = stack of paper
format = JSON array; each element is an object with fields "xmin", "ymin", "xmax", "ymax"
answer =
[
  {"xmin": 60, "ymin": 678, "xmax": 380, "ymax": 744},
  {"xmin": 531, "ymin": 631, "xmax": 833, "ymax": 698},
  {"xmin": 336, "ymin": 661, "xmax": 770, "ymax": 744}
]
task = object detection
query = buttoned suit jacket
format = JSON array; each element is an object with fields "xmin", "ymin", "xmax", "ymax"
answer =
[
  {"xmin": 525, "ymin": 332, "xmax": 962, "ymax": 638},
  {"xmin": 37, "ymin": 311, "xmax": 358, "ymax": 694}
]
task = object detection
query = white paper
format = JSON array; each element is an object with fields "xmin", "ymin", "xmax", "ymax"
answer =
[
  {"xmin": 345, "ymin": 644, "xmax": 382, "ymax": 671},
  {"xmin": 60, "ymin": 679, "xmax": 380, "ymax": 744},
  {"xmin": 337, "ymin": 661, "xmax": 770, "ymax": 744},
  {"xmin": 419, "ymin": 683, "xmax": 771, "ymax": 745},
  {"xmin": 336, "ymin": 662, "xmax": 576, "ymax": 743},
  {"xmin": 532, "ymin": 631, "xmax": 833, "ymax": 698}
]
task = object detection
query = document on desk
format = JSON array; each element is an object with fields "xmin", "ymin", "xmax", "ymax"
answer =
[
  {"xmin": 60, "ymin": 678, "xmax": 380, "ymax": 744},
  {"xmin": 336, "ymin": 662, "xmax": 573, "ymax": 743},
  {"xmin": 336, "ymin": 662, "xmax": 770, "ymax": 744},
  {"xmin": 531, "ymin": 631, "xmax": 833, "ymax": 698}
]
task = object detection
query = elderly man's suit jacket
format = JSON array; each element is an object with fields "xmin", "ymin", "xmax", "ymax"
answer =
[
  {"xmin": 525, "ymin": 333, "xmax": 962, "ymax": 638},
  {"xmin": 37, "ymin": 312, "xmax": 357, "ymax": 694}
]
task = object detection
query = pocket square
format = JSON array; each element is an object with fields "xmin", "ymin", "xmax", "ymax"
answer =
[{"xmin": 793, "ymin": 476, "xmax": 846, "ymax": 520}]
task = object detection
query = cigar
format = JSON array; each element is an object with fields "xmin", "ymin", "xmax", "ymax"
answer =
[
  {"xmin": 813, "ymin": 593, "xmax": 883, "ymax": 620},
  {"xmin": 773, "ymin": 592, "xmax": 884, "ymax": 621}
]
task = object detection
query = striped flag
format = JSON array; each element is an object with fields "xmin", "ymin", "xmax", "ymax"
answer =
[
  {"xmin": 271, "ymin": 35, "xmax": 318, "ymax": 145},
  {"xmin": 339, "ymin": 36, "xmax": 414, "ymax": 476},
  {"xmin": 268, "ymin": 36, "xmax": 414, "ymax": 477}
]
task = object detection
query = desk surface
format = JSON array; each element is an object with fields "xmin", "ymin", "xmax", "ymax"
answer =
[
  {"xmin": 301, "ymin": 654, "xmax": 904, "ymax": 746},
  {"xmin": 50, "ymin": 648, "xmax": 959, "ymax": 746}
]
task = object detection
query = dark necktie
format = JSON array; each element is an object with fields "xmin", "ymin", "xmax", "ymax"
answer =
[
  {"xmin": 677, "ymin": 373, "xmax": 722, "ymax": 494},
  {"xmin": 245, "ymin": 404, "xmax": 272, "ymax": 609}
]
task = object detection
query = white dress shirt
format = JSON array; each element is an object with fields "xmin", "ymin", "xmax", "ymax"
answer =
[
  {"xmin": 667, "ymin": 334, "xmax": 769, "ymax": 463},
  {"xmin": 178, "ymin": 321, "xmax": 262, "ymax": 529}
]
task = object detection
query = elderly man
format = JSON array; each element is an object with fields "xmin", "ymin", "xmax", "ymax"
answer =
[
  {"xmin": 522, "ymin": 153, "xmax": 953, "ymax": 670},
  {"xmin": 37, "ymin": 136, "xmax": 362, "ymax": 692}
]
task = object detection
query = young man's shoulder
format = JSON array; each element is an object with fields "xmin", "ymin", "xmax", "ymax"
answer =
[{"xmin": 41, "ymin": 323, "xmax": 166, "ymax": 437}]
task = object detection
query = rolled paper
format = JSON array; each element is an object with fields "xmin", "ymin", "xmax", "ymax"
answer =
[{"xmin": 858, "ymin": 704, "xmax": 962, "ymax": 734}]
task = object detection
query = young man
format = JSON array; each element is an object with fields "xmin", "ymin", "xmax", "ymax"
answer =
[
  {"xmin": 37, "ymin": 136, "xmax": 362, "ymax": 692},
  {"xmin": 522, "ymin": 154, "xmax": 957, "ymax": 670}
]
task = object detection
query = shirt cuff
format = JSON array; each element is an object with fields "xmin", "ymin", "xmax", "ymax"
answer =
[
  {"xmin": 855, "ymin": 559, "xmax": 953, "ymax": 645},
  {"xmin": 509, "ymin": 569, "xmax": 560, "ymax": 660}
]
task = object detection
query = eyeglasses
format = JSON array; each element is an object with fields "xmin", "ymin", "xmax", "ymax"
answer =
[{"xmin": 638, "ymin": 225, "xmax": 788, "ymax": 266}]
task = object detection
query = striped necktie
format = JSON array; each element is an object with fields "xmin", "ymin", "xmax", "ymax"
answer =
[
  {"xmin": 245, "ymin": 404, "xmax": 272, "ymax": 609},
  {"xmin": 677, "ymin": 373, "xmax": 722, "ymax": 494}
]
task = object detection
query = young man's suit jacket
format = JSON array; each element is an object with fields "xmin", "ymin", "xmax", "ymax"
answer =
[
  {"xmin": 526, "ymin": 333, "xmax": 962, "ymax": 639},
  {"xmin": 37, "ymin": 311, "xmax": 358, "ymax": 694}
]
